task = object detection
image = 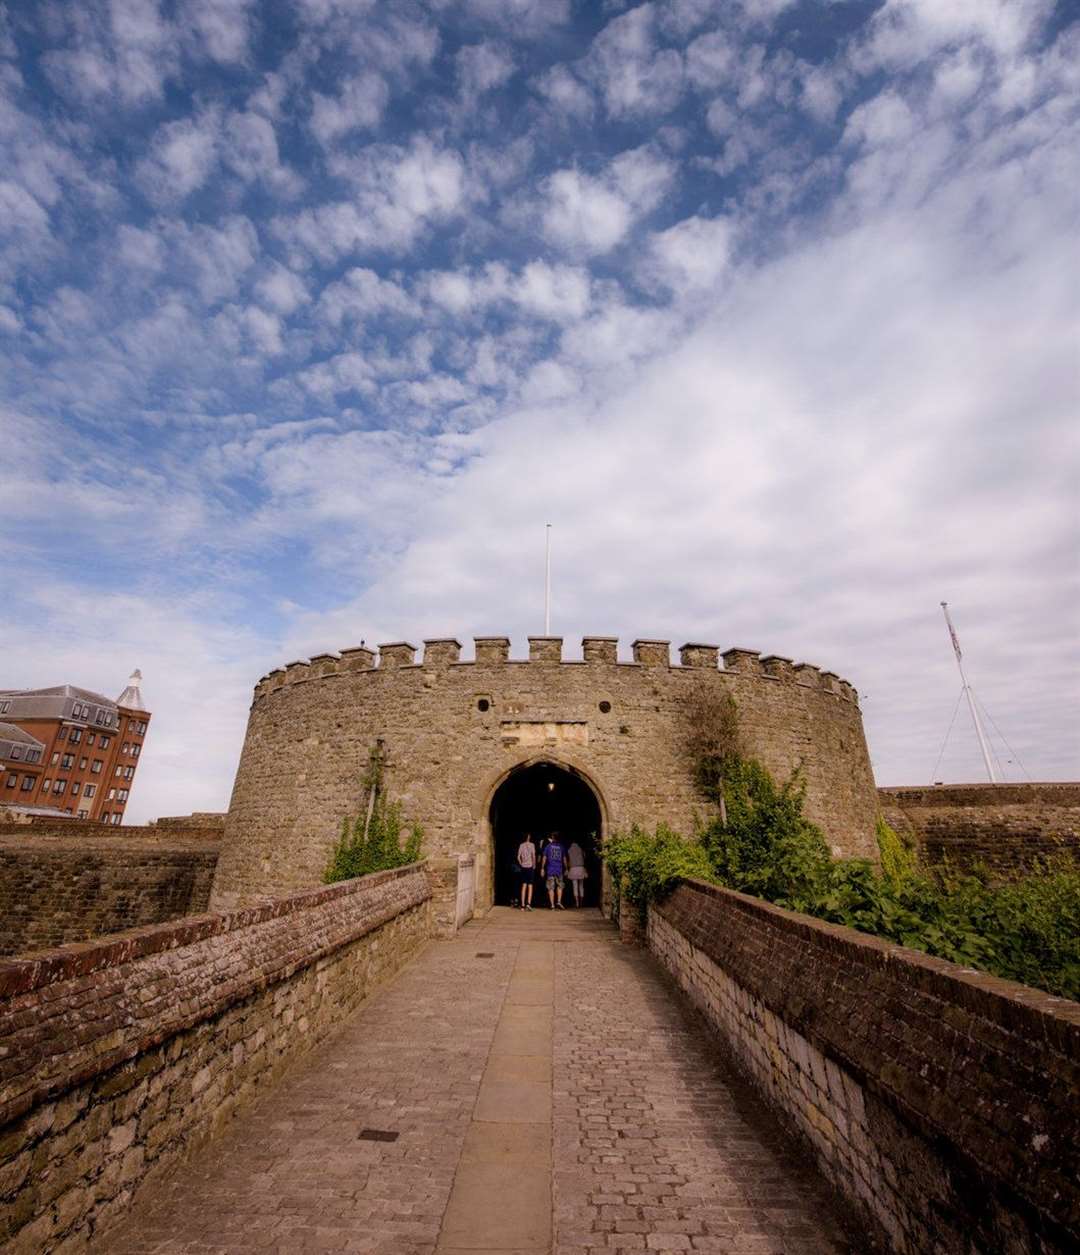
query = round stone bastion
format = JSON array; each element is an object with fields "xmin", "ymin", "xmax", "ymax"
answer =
[{"xmin": 209, "ymin": 635, "xmax": 879, "ymax": 913}]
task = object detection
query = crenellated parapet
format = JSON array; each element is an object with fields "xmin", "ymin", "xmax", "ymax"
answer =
[{"xmin": 252, "ymin": 634, "xmax": 859, "ymax": 705}]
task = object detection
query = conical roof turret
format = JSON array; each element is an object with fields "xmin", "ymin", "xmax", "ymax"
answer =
[{"xmin": 116, "ymin": 668, "xmax": 148, "ymax": 712}]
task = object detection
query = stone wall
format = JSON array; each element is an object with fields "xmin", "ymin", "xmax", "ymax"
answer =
[
  {"xmin": 0, "ymin": 825, "xmax": 222, "ymax": 956},
  {"xmin": 213, "ymin": 635, "xmax": 878, "ymax": 912},
  {"xmin": 880, "ymin": 783, "xmax": 1080, "ymax": 877},
  {"xmin": 648, "ymin": 879, "xmax": 1079, "ymax": 1255},
  {"xmin": 0, "ymin": 863, "xmax": 431, "ymax": 1253}
]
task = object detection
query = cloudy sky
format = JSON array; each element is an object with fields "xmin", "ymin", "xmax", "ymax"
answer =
[{"xmin": 1, "ymin": 0, "xmax": 1077, "ymax": 823}]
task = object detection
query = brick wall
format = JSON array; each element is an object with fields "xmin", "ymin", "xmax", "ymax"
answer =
[
  {"xmin": 0, "ymin": 828, "xmax": 222, "ymax": 956},
  {"xmin": 648, "ymin": 879, "xmax": 1079, "ymax": 1255},
  {"xmin": 0, "ymin": 863, "xmax": 432, "ymax": 1252},
  {"xmin": 880, "ymin": 783, "xmax": 1080, "ymax": 877}
]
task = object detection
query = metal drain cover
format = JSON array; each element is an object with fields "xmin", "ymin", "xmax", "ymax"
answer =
[{"xmin": 358, "ymin": 1129, "xmax": 399, "ymax": 1142}]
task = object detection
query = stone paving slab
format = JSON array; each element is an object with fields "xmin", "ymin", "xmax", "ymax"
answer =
[{"xmin": 93, "ymin": 908, "xmax": 854, "ymax": 1255}]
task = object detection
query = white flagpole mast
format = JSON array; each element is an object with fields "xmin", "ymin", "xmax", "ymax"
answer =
[
  {"xmin": 544, "ymin": 524, "xmax": 552, "ymax": 635},
  {"xmin": 940, "ymin": 601, "xmax": 997, "ymax": 783}
]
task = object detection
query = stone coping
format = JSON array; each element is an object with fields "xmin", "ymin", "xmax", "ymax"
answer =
[
  {"xmin": 0, "ymin": 861, "xmax": 428, "ymax": 999},
  {"xmin": 879, "ymin": 783, "xmax": 1080, "ymax": 807}
]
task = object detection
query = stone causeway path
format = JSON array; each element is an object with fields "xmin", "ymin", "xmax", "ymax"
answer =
[{"xmin": 96, "ymin": 909, "xmax": 854, "ymax": 1255}]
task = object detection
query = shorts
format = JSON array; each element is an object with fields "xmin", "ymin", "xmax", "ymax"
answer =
[
  {"xmin": 546, "ymin": 874, "xmax": 564, "ymax": 891},
  {"xmin": 518, "ymin": 864, "xmax": 535, "ymax": 881}
]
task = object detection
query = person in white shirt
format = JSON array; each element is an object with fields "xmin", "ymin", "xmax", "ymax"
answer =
[
  {"xmin": 516, "ymin": 833, "xmax": 537, "ymax": 910},
  {"xmin": 566, "ymin": 840, "xmax": 587, "ymax": 906}
]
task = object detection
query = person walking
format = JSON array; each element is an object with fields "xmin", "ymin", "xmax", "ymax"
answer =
[
  {"xmin": 542, "ymin": 832, "xmax": 566, "ymax": 910},
  {"xmin": 566, "ymin": 839, "xmax": 587, "ymax": 907},
  {"xmin": 516, "ymin": 832, "xmax": 537, "ymax": 910}
]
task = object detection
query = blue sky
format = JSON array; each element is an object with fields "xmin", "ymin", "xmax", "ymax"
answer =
[{"xmin": 1, "ymin": 0, "xmax": 1077, "ymax": 821}]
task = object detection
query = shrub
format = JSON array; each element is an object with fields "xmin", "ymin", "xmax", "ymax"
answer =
[
  {"xmin": 324, "ymin": 746, "xmax": 423, "ymax": 884},
  {"xmin": 609, "ymin": 711, "xmax": 1080, "ymax": 999}
]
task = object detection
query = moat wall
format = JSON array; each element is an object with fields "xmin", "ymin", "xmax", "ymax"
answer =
[
  {"xmin": 880, "ymin": 783, "xmax": 1080, "ymax": 877},
  {"xmin": 0, "ymin": 822, "xmax": 222, "ymax": 957},
  {"xmin": 648, "ymin": 879, "xmax": 1080, "ymax": 1255},
  {"xmin": 213, "ymin": 635, "xmax": 878, "ymax": 912},
  {"xmin": 0, "ymin": 863, "xmax": 431, "ymax": 1253}
]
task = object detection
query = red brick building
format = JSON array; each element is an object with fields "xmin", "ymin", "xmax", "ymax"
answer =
[{"xmin": 0, "ymin": 672, "xmax": 151, "ymax": 824}]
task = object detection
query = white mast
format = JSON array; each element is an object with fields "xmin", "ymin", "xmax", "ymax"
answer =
[
  {"xmin": 940, "ymin": 601, "xmax": 997, "ymax": 782},
  {"xmin": 544, "ymin": 523, "xmax": 552, "ymax": 635}
]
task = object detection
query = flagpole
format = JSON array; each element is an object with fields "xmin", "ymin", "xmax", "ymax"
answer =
[
  {"xmin": 940, "ymin": 601, "xmax": 997, "ymax": 782},
  {"xmin": 544, "ymin": 524, "xmax": 552, "ymax": 636}
]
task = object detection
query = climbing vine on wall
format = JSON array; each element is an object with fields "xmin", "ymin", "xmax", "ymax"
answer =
[
  {"xmin": 606, "ymin": 693, "xmax": 1080, "ymax": 1000},
  {"xmin": 324, "ymin": 744, "xmax": 423, "ymax": 883}
]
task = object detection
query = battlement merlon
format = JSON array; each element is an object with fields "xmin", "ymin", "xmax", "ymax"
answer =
[
  {"xmin": 423, "ymin": 639, "xmax": 462, "ymax": 667},
  {"xmin": 251, "ymin": 636, "xmax": 859, "ymax": 704}
]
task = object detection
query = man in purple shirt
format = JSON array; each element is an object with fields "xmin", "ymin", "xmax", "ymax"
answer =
[{"xmin": 542, "ymin": 832, "xmax": 566, "ymax": 910}]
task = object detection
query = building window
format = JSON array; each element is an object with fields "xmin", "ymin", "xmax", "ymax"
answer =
[
  {"xmin": 124, "ymin": 766, "xmax": 134, "ymax": 779},
  {"xmin": 5, "ymin": 774, "xmax": 15, "ymax": 788},
  {"xmin": 53, "ymin": 780, "xmax": 65, "ymax": 795},
  {"xmin": 87, "ymin": 733, "xmax": 96, "ymax": 746},
  {"xmin": 91, "ymin": 760, "xmax": 102, "ymax": 774},
  {"xmin": 57, "ymin": 727, "xmax": 67, "ymax": 741},
  {"xmin": 72, "ymin": 781, "xmax": 81, "ymax": 796},
  {"xmin": 117, "ymin": 788, "xmax": 129, "ymax": 802},
  {"xmin": 51, "ymin": 751, "xmax": 59, "ymax": 765},
  {"xmin": 69, "ymin": 728, "xmax": 82, "ymax": 744},
  {"xmin": 132, "ymin": 744, "xmax": 140, "ymax": 757},
  {"xmin": 0, "ymin": 700, "xmax": 9, "ymax": 714},
  {"xmin": 21, "ymin": 776, "xmax": 34, "ymax": 791},
  {"xmin": 100, "ymin": 735, "xmax": 111, "ymax": 749},
  {"xmin": 101, "ymin": 812, "xmax": 110, "ymax": 822},
  {"xmin": 107, "ymin": 788, "xmax": 116, "ymax": 801},
  {"xmin": 112, "ymin": 813, "xmax": 121, "ymax": 824},
  {"xmin": 42, "ymin": 778, "xmax": 52, "ymax": 792},
  {"xmin": 115, "ymin": 765, "xmax": 122, "ymax": 777},
  {"xmin": 77, "ymin": 809, "xmax": 88, "ymax": 818},
  {"xmin": 61, "ymin": 754, "xmax": 74, "ymax": 770},
  {"xmin": 10, "ymin": 746, "xmax": 22, "ymax": 760},
  {"xmin": 84, "ymin": 784, "xmax": 96, "ymax": 799},
  {"xmin": 122, "ymin": 742, "xmax": 129, "ymax": 754},
  {"xmin": 26, "ymin": 750, "xmax": 40, "ymax": 763},
  {"xmin": 79, "ymin": 757, "xmax": 87, "ymax": 769}
]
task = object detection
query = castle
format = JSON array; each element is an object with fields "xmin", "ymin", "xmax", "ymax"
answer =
[{"xmin": 210, "ymin": 634, "xmax": 879, "ymax": 912}]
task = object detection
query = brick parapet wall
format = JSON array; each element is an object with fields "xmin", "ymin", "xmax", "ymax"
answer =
[
  {"xmin": 0, "ymin": 863, "xmax": 432, "ymax": 1251},
  {"xmin": 879, "ymin": 783, "xmax": 1080, "ymax": 877},
  {"xmin": 648, "ymin": 879, "xmax": 1079, "ymax": 1255},
  {"xmin": 0, "ymin": 832, "xmax": 222, "ymax": 957}
]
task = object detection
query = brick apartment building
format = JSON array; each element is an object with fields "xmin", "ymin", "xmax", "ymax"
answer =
[{"xmin": 0, "ymin": 672, "xmax": 151, "ymax": 824}]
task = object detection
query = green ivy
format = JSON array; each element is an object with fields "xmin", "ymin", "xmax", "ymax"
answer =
[
  {"xmin": 607, "ymin": 697, "xmax": 1080, "ymax": 1000},
  {"xmin": 324, "ymin": 745, "xmax": 423, "ymax": 883}
]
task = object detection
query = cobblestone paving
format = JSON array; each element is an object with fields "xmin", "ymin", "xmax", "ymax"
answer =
[{"xmin": 97, "ymin": 910, "xmax": 854, "ymax": 1254}]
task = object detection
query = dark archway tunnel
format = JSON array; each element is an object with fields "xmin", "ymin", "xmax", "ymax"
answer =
[{"xmin": 490, "ymin": 762, "xmax": 603, "ymax": 908}]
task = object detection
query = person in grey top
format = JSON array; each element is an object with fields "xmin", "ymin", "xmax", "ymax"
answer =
[{"xmin": 516, "ymin": 833, "xmax": 536, "ymax": 910}]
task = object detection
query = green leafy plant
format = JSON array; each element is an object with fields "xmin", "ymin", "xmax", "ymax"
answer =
[
  {"xmin": 324, "ymin": 745, "xmax": 423, "ymax": 883},
  {"xmin": 604, "ymin": 694, "xmax": 1080, "ymax": 1000}
]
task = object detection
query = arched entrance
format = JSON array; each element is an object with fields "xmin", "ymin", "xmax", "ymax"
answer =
[{"xmin": 489, "ymin": 761, "xmax": 603, "ymax": 908}]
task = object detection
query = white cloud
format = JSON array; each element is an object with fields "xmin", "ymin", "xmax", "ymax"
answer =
[
  {"xmin": 844, "ymin": 90, "xmax": 917, "ymax": 147},
  {"xmin": 859, "ymin": 0, "xmax": 1052, "ymax": 71},
  {"xmin": 136, "ymin": 112, "xmax": 220, "ymax": 203},
  {"xmin": 540, "ymin": 146, "xmax": 676, "ymax": 256},
  {"xmin": 278, "ymin": 137, "xmax": 468, "ymax": 262},
  {"xmin": 183, "ymin": 0, "xmax": 256, "ymax": 64},
  {"xmin": 317, "ymin": 267, "xmax": 417, "ymax": 324},
  {"xmin": 534, "ymin": 65, "xmax": 594, "ymax": 121},
  {"xmin": 456, "ymin": 42, "xmax": 515, "ymax": 99},
  {"xmin": 310, "ymin": 72, "xmax": 389, "ymax": 146},
  {"xmin": 459, "ymin": 0, "xmax": 570, "ymax": 36},
  {"xmin": 642, "ymin": 213, "xmax": 734, "ymax": 292},
  {"xmin": 582, "ymin": 3, "xmax": 684, "ymax": 119},
  {"xmin": 255, "ymin": 263, "xmax": 310, "ymax": 315}
]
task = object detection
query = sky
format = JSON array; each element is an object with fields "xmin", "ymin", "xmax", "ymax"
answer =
[{"xmin": 1, "ymin": 0, "xmax": 1077, "ymax": 824}]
